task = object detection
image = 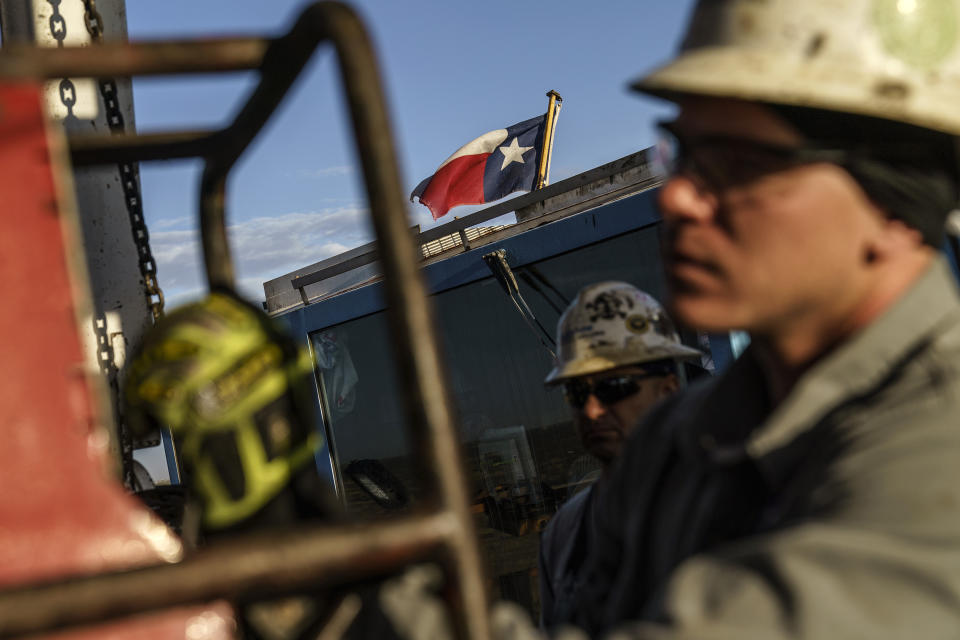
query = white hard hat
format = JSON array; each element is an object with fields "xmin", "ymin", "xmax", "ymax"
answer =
[
  {"xmin": 634, "ymin": 0, "xmax": 960, "ymax": 135},
  {"xmin": 544, "ymin": 282, "xmax": 701, "ymax": 385}
]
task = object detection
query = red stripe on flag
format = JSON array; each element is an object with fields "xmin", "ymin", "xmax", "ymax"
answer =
[{"xmin": 419, "ymin": 153, "xmax": 489, "ymax": 220}]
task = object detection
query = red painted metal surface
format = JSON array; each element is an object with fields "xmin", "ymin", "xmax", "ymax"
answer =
[{"xmin": 0, "ymin": 83, "xmax": 234, "ymax": 639}]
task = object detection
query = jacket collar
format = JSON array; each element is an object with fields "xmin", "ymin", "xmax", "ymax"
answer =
[
  {"xmin": 747, "ymin": 255, "xmax": 960, "ymax": 459},
  {"xmin": 675, "ymin": 256, "xmax": 960, "ymax": 476}
]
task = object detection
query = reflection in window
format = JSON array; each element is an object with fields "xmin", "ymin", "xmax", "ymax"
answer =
[
  {"xmin": 314, "ymin": 329, "xmax": 359, "ymax": 417},
  {"xmin": 311, "ymin": 224, "xmax": 710, "ymax": 618}
]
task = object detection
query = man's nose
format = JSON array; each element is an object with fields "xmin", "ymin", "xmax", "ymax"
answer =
[
  {"xmin": 582, "ymin": 394, "xmax": 608, "ymax": 421},
  {"xmin": 658, "ymin": 174, "xmax": 717, "ymax": 225}
]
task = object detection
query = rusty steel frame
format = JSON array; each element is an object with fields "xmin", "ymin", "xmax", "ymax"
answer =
[
  {"xmin": 0, "ymin": 2, "xmax": 490, "ymax": 639},
  {"xmin": 0, "ymin": 514, "xmax": 456, "ymax": 637}
]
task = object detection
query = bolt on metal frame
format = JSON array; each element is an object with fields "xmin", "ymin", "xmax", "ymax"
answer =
[{"xmin": 0, "ymin": 2, "xmax": 490, "ymax": 638}]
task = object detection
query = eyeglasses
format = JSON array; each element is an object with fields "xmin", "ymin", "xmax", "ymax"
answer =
[
  {"xmin": 655, "ymin": 120, "xmax": 849, "ymax": 191},
  {"xmin": 563, "ymin": 374, "xmax": 651, "ymax": 410}
]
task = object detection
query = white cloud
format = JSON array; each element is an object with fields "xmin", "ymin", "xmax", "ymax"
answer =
[
  {"xmin": 152, "ymin": 201, "xmax": 516, "ymax": 309},
  {"xmin": 150, "ymin": 206, "xmax": 372, "ymax": 307},
  {"xmin": 153, "ymin": 215, "xmax": 193, "ymax": 230},
  {"xmin": 298, "ymin": 165, "xmax": 353, "ymax": 179}
]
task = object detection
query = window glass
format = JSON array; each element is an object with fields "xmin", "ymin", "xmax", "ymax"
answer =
[{"xmin": 310, "ymin": 224, "xmax": 706, "ymax": 616}]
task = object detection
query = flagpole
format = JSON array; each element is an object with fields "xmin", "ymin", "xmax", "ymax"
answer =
[{"xmin": 536, "ymin": 89, "xmax": 562, "ymax": 190}]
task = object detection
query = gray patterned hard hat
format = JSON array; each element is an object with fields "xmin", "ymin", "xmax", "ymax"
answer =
[{"xmin": 545, "ymin": 282, "xmax": 701, "ymax": 384}]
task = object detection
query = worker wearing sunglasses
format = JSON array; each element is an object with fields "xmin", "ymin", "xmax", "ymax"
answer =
[
  {"xmin": 537, "ymin": 281, "xmax": 700, "ymax": 631},
  {"xmin": 560, "ymin": 365, "xmax": 677, "ymax": 467}
]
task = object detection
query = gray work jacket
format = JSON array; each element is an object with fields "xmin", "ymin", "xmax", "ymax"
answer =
[{"xmin": 570, "ymin": 257, "xmax": 960, "ymax": 639}]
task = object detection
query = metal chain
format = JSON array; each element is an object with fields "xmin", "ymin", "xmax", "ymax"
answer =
[
  {"xmin": 82, "ymin": 0, "xmax": 165, "ymax": 321},
  {"xmin": 47, "ymin": 0, "xmax": 82, "ymax": 120},
  {"xmin": 78, "ymin": 0, "xmax": 163, "ymax": 492},
  {"xmin": 48, "ymin": 0, "xmax": 67, "ymax": 45}
]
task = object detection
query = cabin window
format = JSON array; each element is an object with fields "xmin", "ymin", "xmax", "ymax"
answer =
[{"xmin": 309, "ymin": 224, "xmax": 706, "ymax": 616}]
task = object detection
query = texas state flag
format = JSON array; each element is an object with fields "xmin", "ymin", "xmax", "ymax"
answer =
[{"xmin": 410, "ymin": 114, "xmax": 547, "ymax": 220}]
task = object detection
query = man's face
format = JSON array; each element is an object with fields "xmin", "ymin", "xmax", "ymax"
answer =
[
  {"xmin": 658, "ymin": 98, "xmax": 888, "ymax": 335},
  {"xmin": 567, "ymin": 366, "xmax": 677, "ymax": 465}
]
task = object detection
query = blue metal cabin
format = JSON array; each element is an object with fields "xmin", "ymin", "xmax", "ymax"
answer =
[{"xmin": 263, "ymin": 150, "xmax": 743, "ymax": 614}]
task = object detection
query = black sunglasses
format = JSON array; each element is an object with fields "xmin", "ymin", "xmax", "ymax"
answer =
[
  {"xmin": 563, "ymin": 374, "xmax": 652, "ymax": 410},
  {"xmin": 655, "ymin": 120, "xmax": 849, "ymax": 191}
]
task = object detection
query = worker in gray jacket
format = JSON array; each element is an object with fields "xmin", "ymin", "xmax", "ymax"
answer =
[
  {"xmin": 556, "ymin": 0, "xmax": 960, "ymax": 637},
  {"xmin": 538, "ymin": 282, "xmax": 699, "ymax": 631},
  {"xmin": 388, "ymin": 2, "xmax": 960, "ymax": 637},
  {"xmin": 475, "ymin": 1, "xmax": 960, "ymax": 638}
]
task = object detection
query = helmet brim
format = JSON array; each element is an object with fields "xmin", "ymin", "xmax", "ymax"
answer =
[
  {"xmin": 631, "ymin": 47, "xmax": 960, "ymax": 136},
  {"xmin": 544, "ymin": 343, "xmax": 702, "ymax": 385}
]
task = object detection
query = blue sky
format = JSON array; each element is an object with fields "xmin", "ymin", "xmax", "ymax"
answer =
[{"xmin": 126, "ymin": 0, "xmax": 696, "ymax": 305}]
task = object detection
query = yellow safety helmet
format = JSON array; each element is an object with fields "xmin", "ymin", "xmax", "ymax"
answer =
[
  {"xmin": 634, "ymin": 0, "xmax": 960, "ymax": 134},
  {"xmin": 125, "ymin": 290, "xmax": 320, "ymax": 531}
]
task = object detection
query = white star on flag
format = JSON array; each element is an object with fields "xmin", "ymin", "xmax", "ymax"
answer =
[{"xmin": 498, "ymin": 137, "xmax": 533, "ymax": 170}]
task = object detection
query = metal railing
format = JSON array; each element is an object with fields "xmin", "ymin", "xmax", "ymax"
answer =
[
  {"xmin": 0, "ymin": 3, "xmax": 489, "ymax": 638},
  {"xmin": 288, "ymin": 148, "xmax": 659, "ymax": 299}
]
